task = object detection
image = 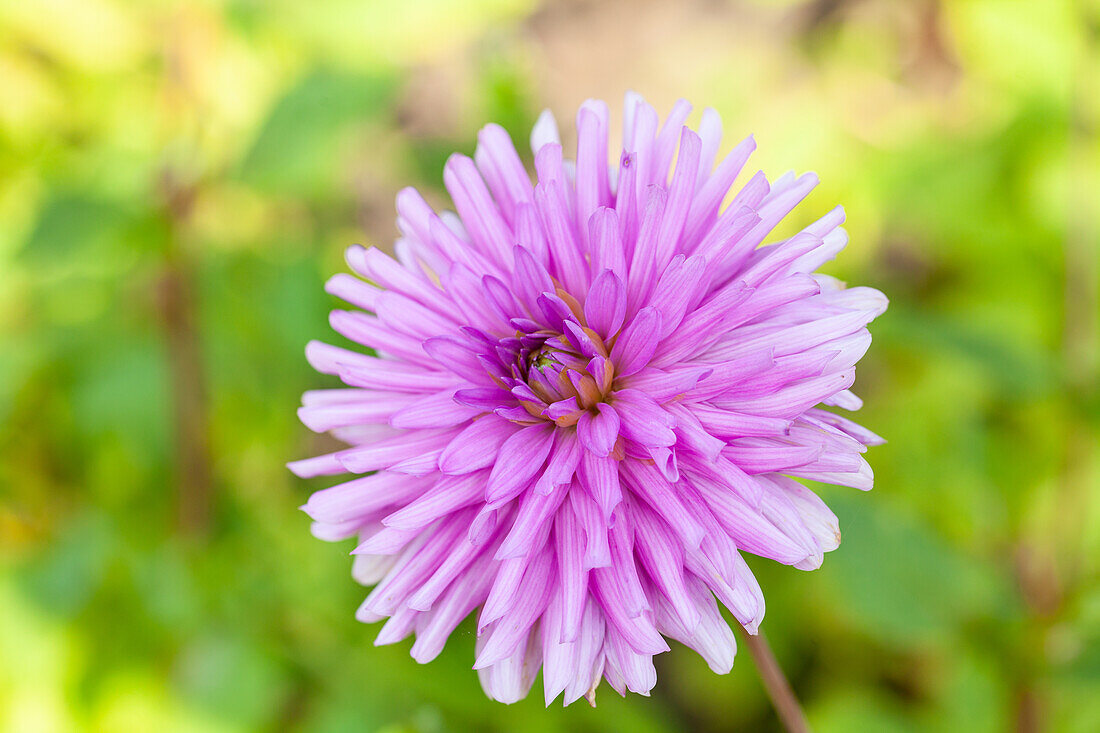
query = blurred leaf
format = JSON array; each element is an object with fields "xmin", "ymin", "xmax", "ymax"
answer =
[
  {"xmin": 17, "ymin": 511, "xmax": 115, "ymax": 616},
  {"xmin": 125, "ymin": 541, "xmax": 202, "ymax": 632},
  {"xmin": 878, "ymin": 305, "xmax": 1060, "ymax": 399},
  {"xmin": 69, "ymin": 336, "xmax": 169, "ymax": 451},
  {"xmin": 239, "ymin": 69, "xmax": 396, "ymax": 195},
  {"xmin": 175, "ymin": 635, "xmax": 290, "ymax": 729},
  {"xmin": 929, "ymin": 649, "xmax": 1010, "ymax": 733},
  {"xmin": 479, "ymin": 57, "xmax": 536, "ymax": 146},
  {"xmin": 20, "ymin": 193, "xmax": 136, "ymax": 265},
  {"xmin": 809, "ymin": 689, "xmax": 916, "ymax": 733},
  {"xmin": 824, "ymin": 494, "xmax": 1014, "ymax": 646}
]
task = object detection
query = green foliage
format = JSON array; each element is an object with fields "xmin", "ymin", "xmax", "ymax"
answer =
[
  {"xmin": 239, "ymin": 70, "xmax": 397, "ymax": 196},
  {"xmin": 1, "ymin": 0, "xmax": 1097, "ymax": 731}
]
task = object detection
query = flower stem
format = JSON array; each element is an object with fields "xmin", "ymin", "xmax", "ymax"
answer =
[{"xmin": 739, "ymin": 627, "xmax": 811, "ymax": 733}]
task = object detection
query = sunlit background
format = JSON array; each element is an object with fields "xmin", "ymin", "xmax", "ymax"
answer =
[{"xmin": 1, "ymin": 0, "xmax": 1098, "ymax": 730}]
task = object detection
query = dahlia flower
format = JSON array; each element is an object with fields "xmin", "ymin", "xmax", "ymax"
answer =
[{"xmin": 291, "ymin": 93, "xmax": 886, "ymax": 705}]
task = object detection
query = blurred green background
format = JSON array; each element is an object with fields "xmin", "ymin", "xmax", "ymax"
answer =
[{"xmin": 1, "ymin": 0, "xmax": 1098, "ymax": 731}]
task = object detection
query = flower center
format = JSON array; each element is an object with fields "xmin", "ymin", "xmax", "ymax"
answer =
[{"xmin": 486, "ymin": 319, "xmax": 615, "ymax": 428}]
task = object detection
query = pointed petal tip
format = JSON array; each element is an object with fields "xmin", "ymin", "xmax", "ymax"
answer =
[
  {"xmin": 287, "ymin": 458, "xmax": 321, "ymax": 478},
  {"xmin": 531, "ymin": 109, "xmax": 561, "ymax": 153}
]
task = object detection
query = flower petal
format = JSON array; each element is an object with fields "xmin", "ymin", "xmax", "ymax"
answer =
[
  {"xmin": 609, "ymin": 307, "xmax": 661, "ymax": 377},
  {"xmin": 583, "ymin": 269, "xmax": 627, "ymax": 338},
  {"xmin": 577, "ymin": 403, "xmax": 620, "ymax": 457}
]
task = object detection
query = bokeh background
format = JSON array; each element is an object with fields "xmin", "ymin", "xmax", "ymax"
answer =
[{"xmin": 2, "ymin": 0, "xmax": 1098, "ymax": 731}]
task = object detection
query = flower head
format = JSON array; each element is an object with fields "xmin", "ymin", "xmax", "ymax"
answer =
[{"xmin": 291, "ymin": 93, "xmax": 886, "ymax": 705}]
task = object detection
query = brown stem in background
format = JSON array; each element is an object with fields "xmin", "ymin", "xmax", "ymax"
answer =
[
  {"xmin": 157, "ymin": 13, "xmax": 215, "ymax": 537},
  {"xmin": 1014, "ymin": 686, "xmax": 1042, "ymax": 733},
  {"xmin": 739, "ymin": 627, "xmax": 811, "ymax": 733},
  {"xmin": 159, "ymin": 171, "xmax": 212, "ymax": 535}
]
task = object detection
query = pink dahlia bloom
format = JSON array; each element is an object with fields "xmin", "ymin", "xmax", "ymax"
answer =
[{"xmin": 291, "ymin": 93, "xmax": 886, "ymax": 705}]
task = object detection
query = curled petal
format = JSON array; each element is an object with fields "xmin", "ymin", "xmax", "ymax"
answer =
[{"xmin": 577, "ymin": 403, "xmax": 621, "ymax": 457}]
